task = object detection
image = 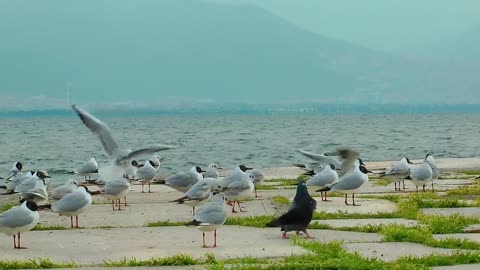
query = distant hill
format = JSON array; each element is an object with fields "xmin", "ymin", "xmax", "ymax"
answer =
[{"xmin": 0, "ymin": 0, "xmax": 478, "ymax": 108}]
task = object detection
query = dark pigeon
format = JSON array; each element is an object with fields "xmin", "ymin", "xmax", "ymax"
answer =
[{"xmin": 266, "ymin": 180, "xmax": 316, "ymax": 239}]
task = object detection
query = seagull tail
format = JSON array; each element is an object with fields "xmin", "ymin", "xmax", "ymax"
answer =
[
  {"xmin": 316, "ymin": 186, "xmax": 331, "ymax": 192},
  {"xmin": 186, "ymin": 220, "xmax": 201, "ymax": 226},
  {"xmin": 156, "ymin": 179, "xmax": 166, "ymax": 184},
  {"xmin": 266, "ymin": 218, "xmax": 281, "ymax": 227},
  {"xmin": 404, "ymin": 175, "xmax": 412, "ymax": 180},
  {"xmin": 303, "ymin": 170, "xmax": 315, "ymax": 176},
  {"xmin": 169, "ymin": 196, "xmax": 187, "ymax": 204}
]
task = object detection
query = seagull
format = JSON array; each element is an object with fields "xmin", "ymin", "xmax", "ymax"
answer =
[
  {"xmin": 380, "ymin": 157, "xmax": 413, "ymax": 191},
  {"xmin": 163, "ymin": 166, "xmax": 205, "ymax": 193},
  {"xmin": 306, "ymin": 164, "xmax": 338, "ymax": 201},
  {"xmin": 50, "ymin": 179, "xmax": 79, "ymax": 200},
  {"xmin": 245, "ymin": 168, "xmax": 265, "ymax": 198},
  {"xmin": 76, "ymin": 156, "xmax": 98, "ymax": 181},
  {"xmin": 136, "ymin": 160, "xmax": 156, "ymax": 193},
  {"xmin": 308, "ymin": 148, "xmax": 371, "ymax": 206},
  {"xmin": 295, "ymin": 162, "xmax": 325, "ymax": 175},
  {"xmin": 408, "ymin": 159, "xmax": 433, "ymax": 192},
  {"xmin": 3, "ymin": 171, "xmax": 34, "ymax": 194},
  {"xmin": 267, "ymin": 180, "xmax": 316, "ymax": 239},
  {"xmin": 186, "ymin": 193, "xmax": 227, "ymax": 248},
  {"xmin": 124, "ymin": 160, "xmax": 139, "ymax": 190},
  {"xmin": 222, "ymin": 167, "xmax": 254, "ymax": 213},
  {"xmin": 425, "ymin": 154, "xmax": 439, "ymax": 191},
  {"xmin": 97, "ymin": 178, "xmax": 131, "ymax": 210},
  {"xmin": 170, "ymin": 181, "xmax": 212, "ymax": 215},
  {"xmin": 0, "ymin": 200, "xmax": 40, "ymax": 249},
  {"xmin": 204, "ymin": 163, "xmax": 222, "ymax": 179},
  {"xmin": 51, "ymin": 186, "xmax": 93, "ymax": 228},
  {"xmin": 15, "ymin": 171, "xmax": 50, "ymax": 203},
  {"xmin": 297, "ymin": 151, "xmax": 342, "ymax": 171},
  {"xmin": 7, "ymin": 162, "xmax": 23, "ymax": 180},
  {"xmin": 71, "ymin": 104, "xmax": 175, "ymax": 181}
]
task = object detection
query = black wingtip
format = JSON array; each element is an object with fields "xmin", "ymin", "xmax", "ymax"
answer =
[
  {"xmin": 156, "ymin": 180, "xmax": 166, "ymax": 184},
  {"xmin": 404, "ymin": 176, "xmax": 412, "ymax": 180},
  {"xmin": 316, "ymin": 186, "xmax": 331, "ymax": 192},
  {"xmin": 169, "ymin": 196, "xmax": 187, "ymax": 204},
  {"xmin": 186, "ymin": 220, "xmax": 201, "ymax": 226}
]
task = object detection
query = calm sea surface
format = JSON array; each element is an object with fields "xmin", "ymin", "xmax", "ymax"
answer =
[{"xmin": 1, "ymin": 114, "xmax": 479, "ymax": 183}]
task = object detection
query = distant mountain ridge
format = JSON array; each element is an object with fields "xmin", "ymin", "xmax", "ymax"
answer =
[{"xmin": 0, "ymin": 0, "xmax": 479, "ymax": 108}]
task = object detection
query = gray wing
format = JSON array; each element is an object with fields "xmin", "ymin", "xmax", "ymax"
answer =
[
  {"xmin": 196, "ymin": 203, "xmax": 227, "ymax": 225},
  {"xmin": 136, "ymin": 166, "xmax": 156, "ymax": 180},
  {"xmin": 330, "ymin": 174, "xmax": 363, "ymax": 191},
  {"xmin": 72, "ymin": 105, "xmax": 120, "ymax": 159},
  {"xmin": 78, "ymin": 160, "xmax": 98, "ymax": 174},
  {"xmin": 225, "ymin": 180, "xmax": 251, "ymax": 195},
  {"xmin": 53, "ymin": 192, "xmax": 89, "ymax": 212},
  {"xmin": 298, "ymin": 150, "xmax": 342, "ymax": 169},
  {"xmin": 185, "ymin": 184, "xmax": 210, "ymax": 200},
  {"xmin": 166, "ymin": 172, "xmax": 198, "ymax": 189},
  {"xmin": 14, "ymin": 178, "xmax": 36, "ymax": 193},
  {"xmin": 0, "ymin": 207, "xmax": 36, "ymax": 228},
  {"xmin": 337, "ymin": 148, "xmax": 360, "ymax": 177},
  {"xmin": 386, "ymin": 163, "xmax": 409, "ymax": 176},
  {"xmin": 117, "ymin": 145, "xmax": 175, "ymax": 163},
  {"xmin": 103, "ymin": 180, "xmax": 129, "ymax": 195}
]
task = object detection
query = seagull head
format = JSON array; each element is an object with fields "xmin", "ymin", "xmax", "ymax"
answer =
[
  {"xmin": 359, "ymin": 165, "xmax": 372, "ymax": 174},
  {"xmin": 196, "ymin": 166, "xmax": 206, "ymax": 174},
  {"xmin": 24, "ymin": 200, "xmax": 39, "ymax": 212}
]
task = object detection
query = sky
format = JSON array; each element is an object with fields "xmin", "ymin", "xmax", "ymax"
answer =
[
  {"xmin": 1, "ymin": 0, "xmax": 480, "ymax": 110},
  {"xmin": 218, "ymin": 0, "xmax": 480, "ymax": 52}
]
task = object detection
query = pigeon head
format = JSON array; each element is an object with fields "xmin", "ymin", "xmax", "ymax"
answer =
[
  {"xmin": 294, "ymin": 180, "xmax": 309, "ymax": 198},
  {"xmin": 25, "ymin": 200, "xmax": 39, "ymax": 212}
]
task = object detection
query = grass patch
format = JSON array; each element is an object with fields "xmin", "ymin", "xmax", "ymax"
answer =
[
  {"xmin": 32, "ymin": 224, "xmax": 67, "ymax": 231},
  {"xmin": 104, "ymin": 254, "xmax": 202, "ymax": 267},
  {"xmin": 371, "ymin": 178, "xmax": 392, "ymax": 187},
  {"xmin": 0, "ymin": 258, "xmax": 76, "ymax": 269},
  {"xmin": 146, "ymin": 220, "xmax": 185, "ymax": 227},
  {"xmin": 447, "ymin": 184, "xmax": 480, "ymax": 196},
  {"xmin": 313, "ymin": 211, "xmax": 402, "ymax": 220},
  {"xmin": 270, "ymin": 196, "xmax": 290, "ymax": 206},
  {"xmin": 0, "ymin": 202, "xmax": 17, "ymax": 212},
  {"xmin": 381, "ymin": 224, "xmax": 480, "ymax": 250},
  {"xmin": 418, "ymin": 213, "xmax": 480, "ymax": 234},
  {"xmin": 396, "ymin": 251, "xmax": 480, "ymax": 267},
  {"xmin": 225, "ymin": 215, "xmax": 273, "ymax": 228},
  {"xmin": 461, "ymin": 170, "xmax": 480, "ymax": 176}
]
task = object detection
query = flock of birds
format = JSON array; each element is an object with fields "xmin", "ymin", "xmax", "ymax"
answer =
[{"xmin": 0, "ymin": 104, "xmax": 442, "ymax": 249}]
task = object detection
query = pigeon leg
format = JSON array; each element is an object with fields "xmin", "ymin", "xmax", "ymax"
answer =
[
  {"xmin": 202, "ymin": 232, "xmax": 207, "ymax": 248},
  {"xmin": 344, "ymin": 194, "xmax": 350, "ymax": 206},
  {"xmin": 304, "ymin": 230, "xmax": 315, "ymax": 239},
  {"xmin": 238, "ymin": 201, "xmax": 247, "ymax": 212},
  {"xmin": 213, "ymin": 229, "xmax": 217, "ymax": 248},
  {"xmin": 282, "ymin": 232, "xmax": 289, "ymax": 239},
  {"xmin": 352, "ymin": 194, "xmax": 361, "ymax": 206}
]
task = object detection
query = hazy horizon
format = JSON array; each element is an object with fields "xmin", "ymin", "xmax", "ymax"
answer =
[{"xmin": 1, "ymin": 0, "xmax": 479, "ymax": 111}]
